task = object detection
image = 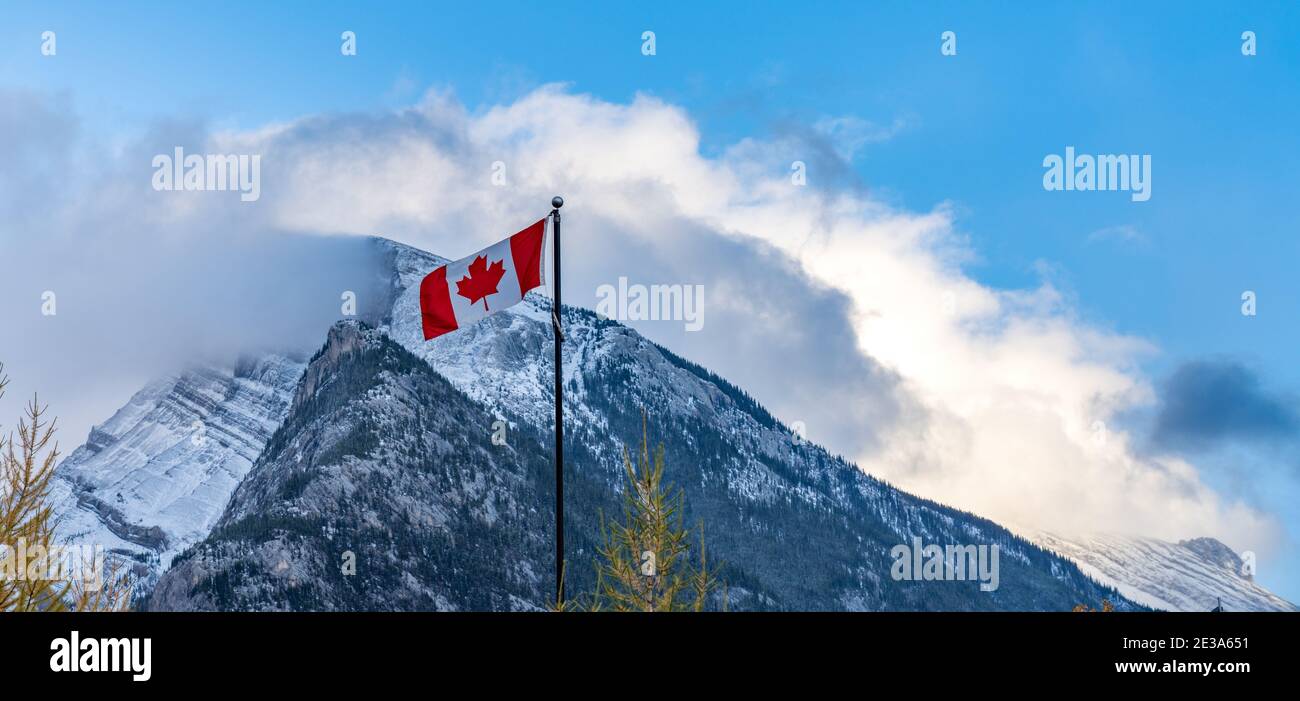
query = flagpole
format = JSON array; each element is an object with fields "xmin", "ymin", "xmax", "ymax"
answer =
[{"xmin": 550, "ymin": 195, "xmax": 565, "ymax": 607}]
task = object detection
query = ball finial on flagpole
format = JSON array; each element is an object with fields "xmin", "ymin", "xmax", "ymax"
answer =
[{"xmin": 552, "ymin": 195, "xmax": 564, "ymax": 209}]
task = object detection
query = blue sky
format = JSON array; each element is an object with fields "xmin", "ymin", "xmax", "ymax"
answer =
[
  {"xmin": 3, "ymin": 1, "xmax": 1298, "ymax": 600},
  {"xmin": 5, "ymin": 2, "xmax": 1297, "ymax": 381}
]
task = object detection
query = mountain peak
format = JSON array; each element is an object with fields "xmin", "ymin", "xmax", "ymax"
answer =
[
  {"xmin": 322, "ymin": 319, "xmax": 373, "ymax": 356},
  {"xmin": 1033, "ymin": 532, "xmax": 1294, "ymax": 611},
  {"xmin": 1178, "ymin": 537, "xmax": 1246, "ymax": 577},
  {"xmin": 150, "ymin": 316, "xmax": 556, "ymax": 611},
  {"xmin": 368, "ymin": 235, "xmax": 449, "ymax": 266},
  {"xmin": 291, "ymin": 321, "xmax": 377, "ymax": 414}
]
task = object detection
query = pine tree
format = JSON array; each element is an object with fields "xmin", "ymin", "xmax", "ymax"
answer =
[
  {"xmin": 0, "ymin": 364, "xmax": 131, "ymax": 611},
  {"xmin": 588, "ymin": 413, "xmax": 722, "ymax": 612}
]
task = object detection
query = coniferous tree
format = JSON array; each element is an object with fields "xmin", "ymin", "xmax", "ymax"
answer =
[
  {"xmin": 0, "ymin": 365, "xmax": 131, "ymax": 611},
  {"xmin": 587, "ymin": 413, "xmax": 722, "ymax": 612}
]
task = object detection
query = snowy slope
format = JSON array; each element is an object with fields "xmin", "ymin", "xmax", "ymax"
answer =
[
  {"xmin": 1034, "ymin": 532, "xmax": 1296, "ymax": 612},
  {"xmin": 152, "ymin": 318, "xmax": 1131, "ymax": 611},
  {"xmin": 329, "ymin": 239, "xmax": 1133, "ymax": 610},
  {"xmin": 54, "ymin": 235, "xmax": 1289, "ymax": 611},
  {"xmin": 150, "ymin": 322, "xmax": 558, "ymax": 611},
  {"xmin": 52, "ymin": 355, "xmax": 304, "ymax": 585}
]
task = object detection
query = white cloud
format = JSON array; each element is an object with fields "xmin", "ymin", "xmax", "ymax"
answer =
[
  {"xmin": 812, "ymin": 115, "xmax": 908, "ymax": 161},
  {"xmin": 2, "ymin": 85, "xmax": 1282, "ymax": 560},
  {"xmin": 248, "ymin": 85, "xmax": 1278, "ymax": 551},
  {"xmin": 1087, "ymin": 224, "xmax": 1147, "ymax": 248}
]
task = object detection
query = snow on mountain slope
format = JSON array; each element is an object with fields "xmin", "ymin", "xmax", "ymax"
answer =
[
  {"xmin": 150, "ymin": 322, "xmax": 558, "ymax": 612},
  {"xmin": 57, "ymin": 237, "xmax": 1130, "ymax": 609},
  {"xmin": 53, "ymin": 235, "xmax": 1260, "ymax": 610},
  {"xmin": 52, "ymin": 355, "xmax": 304, "ymax": 584},
  {"xmin": 1034, "ymin": 532, "xmax": 1296, "ymax": 612},
  {"xmin": 367, "ymin": 238, "xmax": 1134, "ymax": 610},
  {"xmin": 381, "ymin": 240, "xmax": 559, "ymax": 427},
  {"xmin": 151, "ymin": 317, "xmax": 1133, "ymax": 611}
]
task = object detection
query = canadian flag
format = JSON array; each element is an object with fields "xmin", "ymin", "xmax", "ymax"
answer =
[{"xmin": 419, "ymin": 218, "xmax": 548, "ymax": 340}]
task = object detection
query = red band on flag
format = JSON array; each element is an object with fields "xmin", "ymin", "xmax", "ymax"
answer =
[
  {"xmin": 510, "ymin": 218, "xmax": 547, "ymax": 293},
  {"xmin": 419, "ymin": 266, "xmax": 458, "ymax": 340}
]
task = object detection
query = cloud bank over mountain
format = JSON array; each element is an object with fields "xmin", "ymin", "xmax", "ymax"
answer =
[{"xmin": 0, "ymin": 85, "xmax": 1284, "ymax": 563}]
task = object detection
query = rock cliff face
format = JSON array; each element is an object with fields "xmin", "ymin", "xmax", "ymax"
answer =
[
  {"xmin": 51, "ymin": 354, "xmax": 305, "ymax": 589},
  {"xmin": 150, "ymin": 322, "xmax": 555, "ymax": 611}
]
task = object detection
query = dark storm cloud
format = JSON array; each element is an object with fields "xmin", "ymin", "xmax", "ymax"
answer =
[
  {"xmin": 1153, "ymin": 359, "xmax": 1300, "ymax": 451},
  {"xmin": 569, "ymin": 206, "xmax": 913, "ymax": 459}
]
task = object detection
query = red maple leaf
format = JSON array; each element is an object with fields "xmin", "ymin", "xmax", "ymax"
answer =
[{"xmin": 455, "ymin": 255, "xmax": 507, "ymax": 311}]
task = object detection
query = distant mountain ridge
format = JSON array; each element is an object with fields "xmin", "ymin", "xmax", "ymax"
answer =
[
  {"xmin": 51, "ymin": 355, "xmax": 305, "ymax": 590},
  {"xmin": 1034, "ymin": 532, "xmax": 1296, "ymax": 612}
]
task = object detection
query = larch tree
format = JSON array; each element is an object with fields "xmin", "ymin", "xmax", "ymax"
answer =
[
  {"xmin": 0, "ymin": 364, "xmax": 131, "ymax": 612},
  {"xmin": 588, "ymin": 413, "xmax": 722, "ymax": 612}
]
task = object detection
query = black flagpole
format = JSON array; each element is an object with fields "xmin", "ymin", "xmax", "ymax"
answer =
[{"xmin": 550, "ymin": 195, "xmax": 565, "ymax": 607}]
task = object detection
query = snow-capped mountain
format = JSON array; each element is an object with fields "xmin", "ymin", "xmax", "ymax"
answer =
[
  {"xmin": 51, "ymin": 355, "xmax": 304, "ymax": 587},
  {"xmin": 1034, "ymin": 532, "xmax": 1297, "ymax": 612},
  {"xmin": 53, "ymin": 234, "xmax": 1279, "ymax": 611},
  {"xmin": 150, "ymin": 321, "xmax": 558, "ymax": 611},
  {"xmin": 149, "ymin": 315, "xmax": 1126, "ymax": 611}
]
